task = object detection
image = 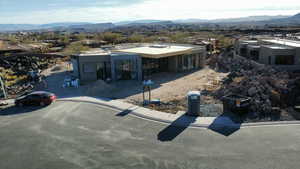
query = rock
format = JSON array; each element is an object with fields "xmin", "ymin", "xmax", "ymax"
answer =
[
  {"xmin": 248, "ymin": 87, "xmax": 257, "ymax": 96},
  {"xmin": 214, "ymin": 54, "xmax": 297, "ymax": 118}
]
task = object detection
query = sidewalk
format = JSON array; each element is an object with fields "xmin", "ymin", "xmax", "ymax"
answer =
[{"xmin": 57, "ymin": 96, "xmax": 300, "ymax": 129}]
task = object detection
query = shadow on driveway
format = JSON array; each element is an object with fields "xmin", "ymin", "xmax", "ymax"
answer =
[
  {"xmin": 0, "ymin": 106, "xmax": 44, "ymax": 116},
  {"xmin": 157, "ymin": 112, "xmax": 245, "ymax": 140},
  {"xmin": 157, "ymin": 114, "xmax": 197, "ymax": 142},
  {"xmin": 208, "ymin": 113, "xmax": 245, "ymax": 136},
  {"xmin": 116, "ymin": 109, "xmax": 133, "ymax": 117}
]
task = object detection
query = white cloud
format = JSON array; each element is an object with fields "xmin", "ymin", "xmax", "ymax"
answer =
[{"xmin": 0, "ymin": 0, "xmax": 299, "ymax": 24}]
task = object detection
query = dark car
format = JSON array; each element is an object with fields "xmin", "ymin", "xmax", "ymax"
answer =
[{"xmin": 15, "ymin": 91, "xmax": 56, "ymax": 107}]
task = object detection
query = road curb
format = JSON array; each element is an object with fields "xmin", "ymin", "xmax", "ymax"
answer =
[{"xmin": 57, "ymin": 98, "xmax": 300, "ymax": 129}]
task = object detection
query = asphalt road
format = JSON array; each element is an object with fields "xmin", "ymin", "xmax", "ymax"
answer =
[{"xmin": 1, "ymin": 101, "xmax": 300, "ymax": 169}]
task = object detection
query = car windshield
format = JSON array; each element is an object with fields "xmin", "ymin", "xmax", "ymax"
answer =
[{"xmin": 1, "ymin": 1, "xmax": 300, "ymax": 169}]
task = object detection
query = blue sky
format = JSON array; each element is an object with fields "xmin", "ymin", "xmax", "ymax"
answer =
[{"xmin": 0, "ymin": 0, "xmax": 300, "ymax": 24}]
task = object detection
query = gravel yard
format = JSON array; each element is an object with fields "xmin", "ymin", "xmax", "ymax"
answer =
[{"xmin": 41, "ymin": 63, "xmax": 227, "ymax": 115}]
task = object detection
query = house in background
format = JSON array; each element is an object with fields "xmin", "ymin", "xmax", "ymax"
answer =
[
  {"xmin": 235, "ymin": 39, "xmax": 300, "ymax": 71},
  {"xmin": 71, "ymin": 43, "xmax": 206, "ymax": 83},
  {"xmin": 234, "ymin": 40, "xmax": 259, "ymax": 58}
]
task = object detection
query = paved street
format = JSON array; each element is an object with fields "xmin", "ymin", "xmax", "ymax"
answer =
[{"xmin": 1, "ymin": 101, "xmax": 300, "ymax": 169}]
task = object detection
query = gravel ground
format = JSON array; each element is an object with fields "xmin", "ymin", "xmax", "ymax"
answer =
[{"xmin": 39, "ymin": 63, "xmax": 227, "ymax": 115}]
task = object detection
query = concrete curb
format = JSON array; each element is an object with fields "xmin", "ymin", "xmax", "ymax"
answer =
[{"xmin": 57, "ymin": 97, "xmax": 300, "ymax": 129}]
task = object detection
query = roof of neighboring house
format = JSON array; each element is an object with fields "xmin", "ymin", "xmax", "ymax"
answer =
[
  {"xmin": 241, "ymin": 40, "xmax": 258, "ymax": 43},
  {"xmin": 262, "ymin": 39, "xmax": 300, "ymax": 47},
  {"xmin": 73, "ymin": 49, "xmax": 111, "ymax": 57},
  {"xmin": 248, "ymin": 45, "xmax": 261, "ymax": 49},
  {"xmin": 262, "ymin": 45, "xmax": 294, "ymax": 50},
  {"xmin": 114, "ymin": 44, "xmax": 203, "ymax": 58}
]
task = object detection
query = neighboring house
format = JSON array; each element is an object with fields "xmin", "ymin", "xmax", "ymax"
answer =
[
  {"xmin": 235, "ymin": 39, "xmax": 300, "ymax": 70},
  {"xmin": 71, "ymin": 43, "xmax": 206, "ymax": 83},
  {"xmin": 234, "ymin": 40, "xmax": 259, "ymax": 58},
  {"xmin": 259, "ymin": 45, "xmax": 295, "ymax": 66}
]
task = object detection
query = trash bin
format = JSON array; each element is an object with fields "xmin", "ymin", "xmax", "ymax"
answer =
[
  {"xmin": 222, "ymin": 94, "xmax": 251, "ymax": 114},
  {"xmin": 187, "ymin": 91, "xmax": 201, "ymax": 116}
]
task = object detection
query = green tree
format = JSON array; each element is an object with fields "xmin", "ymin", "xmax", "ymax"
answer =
[
  {"xmin": 170, "ymin": 32, "xmax": 188, "ymax": 43},
  {"xmin": 60, "ymin": 35, "xmax": 70, "ymax": 45},
  {"xmin": 63, "ymin": 42, "xmax": 90, "ymax": 55},
  {"xmin": 127, "ymin": 34, "xmax": 144, "ymax": 43},
  {"xmin": 102, "ymin": 32, "xmax": 122, "ymax": 44},
  {"xmin": 7, "ymin": 35, "xmax": 18, "ymax": 45},
  {"xmin": 76, "ymin": 33, "xmax": 87, "ymax": 41}
]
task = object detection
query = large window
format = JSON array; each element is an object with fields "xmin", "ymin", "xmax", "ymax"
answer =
[
  {"xmin": 180, "ymin": 54, "xmax": 197, "ymax": 71},
  {"xmin": 115, "ymin": 60, "xmax": 137, "ymax": 80},
  {"xmin": 142, "ymin": 58, "xmax": 168, "ymax": 78},
  {"xmin": 275, "ymin": 55, "xmax": 294, "ymax": 65},
  {"xmin": 240, "ymin": 48, "xmax": 247, "ymax": 57},
  {"xmin": 96, "ymin": 62, "xmax": 111, "ymax": 80},
  {"xmin": 250, "ymin": 50, "xmax": 259, "ymax": 61}
]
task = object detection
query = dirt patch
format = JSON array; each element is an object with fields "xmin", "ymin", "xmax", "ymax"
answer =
[
  {"xmin": 85, "ymin": 80, "xmax": 116, "ymax": 96},
  {"xmin": 123, "ymin": 67, "xmax": 227, "ymax": 102},
  {"xmin": 110, "ymin": 67, "xmax": 227, "ymax": 115}
]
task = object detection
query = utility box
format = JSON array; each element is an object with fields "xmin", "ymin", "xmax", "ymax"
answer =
[
  {"xmin": 187, "ymin": 91, "xmax": 201, "ymax": 116},
  {"xmin": 222, "ymin": 94, "xmax": 251, "ymax": 114}
]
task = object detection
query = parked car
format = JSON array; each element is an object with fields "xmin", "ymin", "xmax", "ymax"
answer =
[{"xmin": 15, "ymin": 91, "xmax": 56, "ymax": 107}]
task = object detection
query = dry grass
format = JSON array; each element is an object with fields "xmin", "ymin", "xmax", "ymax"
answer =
[
  {"xmin": 233, "ymin": 77, "xmax": 245, "ymax": 83},
  {"xmin": 0, "ymin": 68, "xmax": 28, "ymax": 87}
]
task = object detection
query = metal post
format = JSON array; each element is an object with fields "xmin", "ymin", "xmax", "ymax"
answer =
[
  {"xmin": 148, "ymin": 86, "xmax": 151, "ymax": 102},
  {"xmin": 0, "ymin": 76, "xmax": 7, "ymax": 99},
  {"xmin": 142, "ymin": 86, "xmax": 145, "ymax": 104}
]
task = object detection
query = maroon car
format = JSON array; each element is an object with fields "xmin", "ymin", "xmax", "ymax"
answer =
[{"xmin": 15, "ymin": 91, "xmax": 56, "ymax": 107}]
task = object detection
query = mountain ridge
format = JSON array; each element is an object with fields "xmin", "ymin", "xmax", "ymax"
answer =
[{"xmin": 0, "ymin": 13, "xmax": 299, "ymax": 32}]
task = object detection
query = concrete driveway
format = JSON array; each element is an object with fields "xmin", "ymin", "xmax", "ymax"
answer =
[{"xmin": 1, "ymin": 101, "xmax": 300, "ymax": 169}]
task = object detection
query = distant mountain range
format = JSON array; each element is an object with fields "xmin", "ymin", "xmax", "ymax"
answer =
[
  {"xmin": 0, "ymin": 13, "xmax": 299, "ymax": 32},
  {"xmin": 174, "ymin": 15, "xmax": 290, "ymax": 23}
]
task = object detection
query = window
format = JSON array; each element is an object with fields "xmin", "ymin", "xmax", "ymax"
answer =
[
  {"xmin": 240, "ymin": 48, "xmax": 247, "ymax": 57},
  {"xmin": 275, "ymin": 55, "xmax": 294, "ymax": 65},
  {"xmin": 27, "ymin": 94, "xmax": 41, "ymax": 99},
  {"xmin": 183, "ymin": 55, "xmax": 189, "ymax": 70},
  {"xmin": 115, "ymin": 60, "xmax": 137, "ymax": 80},
  {"xmin": 250, "ymin": 50, "xmax": 259, "ymax": 60},
  {"xmin": 177, "ymin": 55, "xmax": 183, "ymax": 69}
]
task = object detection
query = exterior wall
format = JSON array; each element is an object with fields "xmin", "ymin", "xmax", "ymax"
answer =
[
  {"xmin": 235, "ymin": 40, "xmax": 259, "ymax": 58},
  {"xmin": 259, "ymin": 46, "xmax": 272, "ymax": 64},
  {"xmin": 295, "ymin": 47, "xmax": 300, "ymax": 65},
  {"xmin": 110, "ymin": 53, "xmax": 142, "ymax": 81},
  {"xmin": 77, "ymin": 55, "xmax": 110, "ymax": 83},
  {"xmin": 259, "ymin": 46, "xmax": 295, "ymax": 65}
]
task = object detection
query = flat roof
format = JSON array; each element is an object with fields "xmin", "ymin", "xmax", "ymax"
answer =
[
  {"xmin": 115, "ymin": 44, "xmax": 195, "ymax": 58},
  {"xmin": 241, "ymin": 40, "xmax": 258, "ymax": 43},
  {"xmin": 263, "ymin": 45, "xmax": 294, "ymax": 50},
  {"xmin": 248, "ymin": 45, "xmax": 261, "ymax": 49},
  {"xmin": 262, "ymin": 39, "xmax": 300, "ymax": 47},
  {"xmin": 74, "ymin": 49, "xmax": 111, "ymax": 56}
]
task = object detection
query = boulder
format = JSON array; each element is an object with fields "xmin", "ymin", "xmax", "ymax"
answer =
[{"xmin": 248, "ymin": 87, "xmax": 257, "ymax": 96}]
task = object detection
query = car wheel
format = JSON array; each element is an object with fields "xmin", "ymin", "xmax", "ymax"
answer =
[{"xmin": 40, "ymin": 102, "xmax": 45, "ymax": 106}]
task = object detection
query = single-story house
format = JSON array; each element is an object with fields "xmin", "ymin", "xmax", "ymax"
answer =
[{"xmin": 71, "ymin": 43, "xmax": 206, "ymax": 83}]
